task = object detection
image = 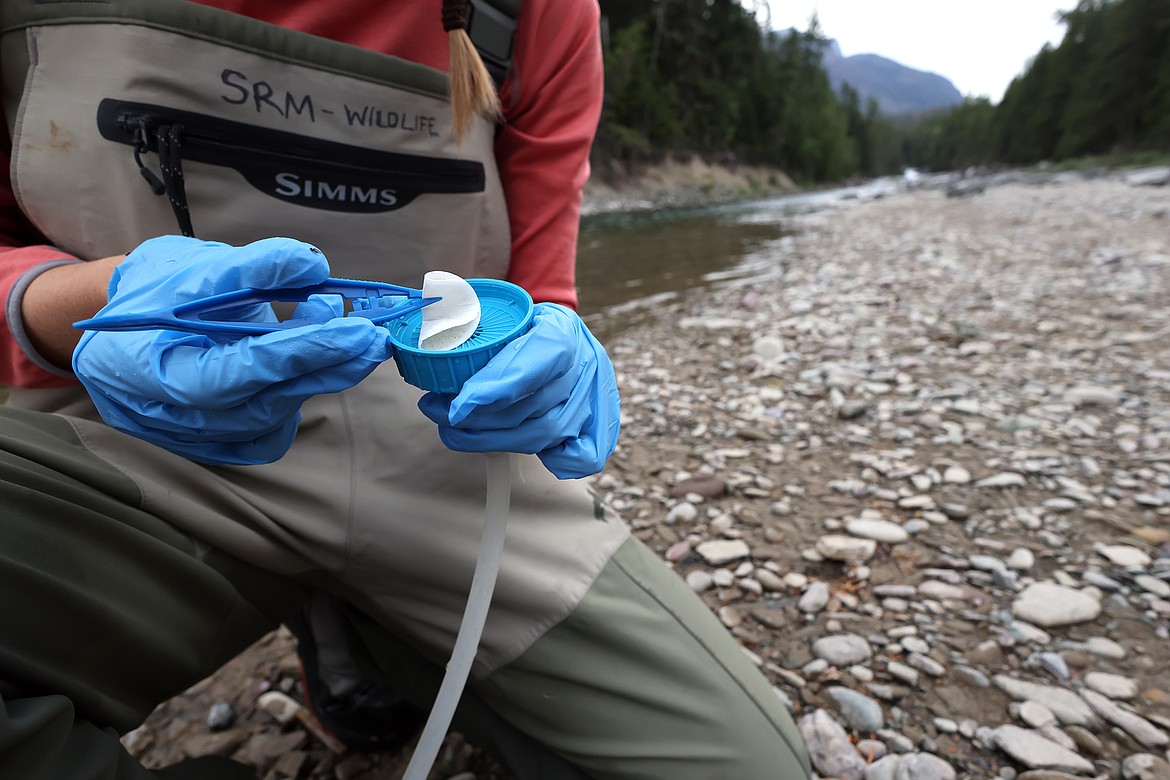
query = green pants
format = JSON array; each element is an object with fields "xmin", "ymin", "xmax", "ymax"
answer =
[{"xmin": 0, "ymin": 406, "xmax": 809, "ymax": 779}]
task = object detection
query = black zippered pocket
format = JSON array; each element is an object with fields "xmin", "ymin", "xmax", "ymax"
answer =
[{"xmin": 96, "ymin": 98, "xmax": 485, "ymax": 222}]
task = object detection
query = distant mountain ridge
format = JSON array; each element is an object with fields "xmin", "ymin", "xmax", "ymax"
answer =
[{"xmin": 821, "ymin": 39, "xmax": 963, "ymax": 117}]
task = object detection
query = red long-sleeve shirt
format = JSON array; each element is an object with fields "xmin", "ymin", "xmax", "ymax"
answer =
[{"xmin": 0, "ymin": 0, "xmax": 602, "ymax": 388}]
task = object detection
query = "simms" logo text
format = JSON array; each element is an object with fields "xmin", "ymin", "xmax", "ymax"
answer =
[{"xmin": 274, "ymin": 172, "xmax": 398, "ymax": 207}]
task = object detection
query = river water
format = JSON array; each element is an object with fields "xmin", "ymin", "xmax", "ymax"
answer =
[{"xmin": 576, "ymin": 178, "xmax": 904, "ymax": 342}]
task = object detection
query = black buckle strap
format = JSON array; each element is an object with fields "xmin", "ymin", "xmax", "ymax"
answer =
[{"xmin": 467, "ymin": 0, "xmax": 516, "ymax": 89}]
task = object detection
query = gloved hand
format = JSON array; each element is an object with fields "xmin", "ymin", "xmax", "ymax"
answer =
[
  {"xmin": 418, "ymin": 303, "xmax": 620, "ymax": 479},
  {"xmin": 73, "ymin": 235, "xmax": 393, "ymax": 465}
]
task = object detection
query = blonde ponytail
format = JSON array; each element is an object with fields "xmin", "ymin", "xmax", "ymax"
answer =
[{"xmin": 443, "ymin": 0, "xmax": 502, "ymax": 143}]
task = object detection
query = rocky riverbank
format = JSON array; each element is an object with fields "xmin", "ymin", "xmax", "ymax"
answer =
[
  {"xmin": 131, "ymin": 172, "xmax": 1170, "ymax": 779},
  {"xmin": 600, "ymin": 171, "xmax": 1170, "ymax": 779}
]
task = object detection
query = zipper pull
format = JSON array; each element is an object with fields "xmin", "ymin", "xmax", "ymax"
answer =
[{"xmin": 130, "ymin": 122, "xmax": 166, "ymax": 196}]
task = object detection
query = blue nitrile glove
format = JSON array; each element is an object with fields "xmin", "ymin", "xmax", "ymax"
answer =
[
  {"xmin": 417, "ymin": 303, "xmax": 620, "ymax": 479},
  {"xmin": 73, "ymin": 235, "xmax": 393, "ymax": 465}
]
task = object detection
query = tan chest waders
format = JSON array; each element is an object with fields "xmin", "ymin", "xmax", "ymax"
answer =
[
  {"xmin": 0, "ymin": 0, "xmax": 510, "ymax": 283},
  {"xmin": 0, "ymin": 0, "xmax": 630, "ymax": 690},
  {"xmin": 0, "ymin": 8, "xmax": 811, "ymax": 779}
]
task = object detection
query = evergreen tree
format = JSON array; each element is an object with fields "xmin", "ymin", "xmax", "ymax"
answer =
[
  {"xmin": 895, "ymin": 0, "xmax": 1170, "ymax": 172},
  {"xmin": 594, "ymin": 2, "xmax": 871, "ymax": 183}
]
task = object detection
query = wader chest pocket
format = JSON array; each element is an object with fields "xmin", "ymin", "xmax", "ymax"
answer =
[{"xmin": 97, "ymin": 99, "xmax": 487, "ymax": 235}]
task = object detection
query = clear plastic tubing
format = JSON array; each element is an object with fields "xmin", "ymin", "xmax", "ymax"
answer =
[{"xmin": 402, "ymin": 452, "xmax": 512, "ymax": 780}]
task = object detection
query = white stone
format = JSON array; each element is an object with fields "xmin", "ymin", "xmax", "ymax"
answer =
[
  {"xmin": 917, "ymin": 581, "xmax": 972, "ymax": 601},
  {"xmin": 1081, "ymin": 577, "xmax": 1115, "ymax": 601},
  {"xmin": 910, "ymin": 474, "xmax": 933, "ymax": 492},
  {"xmin": 1126, "ymin": 166, "xmax": 1170, "ymax": 186},
  {"xmin": 1135, "ymin": 574, "xmax": 1170, "ymax": 598},
  {"xmin": 752, "ymin": 335, "xmax": 786, "ymax": 359},
  {"xmin": 784, "ymin": 572, "xmax": 809, "ymax": 589},
  {"xmin": 993, "ymin": 676, "xmax": 1098, "ymax": 727},
  {"xmin": 1028, "ymin": 652, "xmax": 1069, "ymax": 681},
  {"xmin": 861, "ymin": 739, "xmax": 884, "ymax": 762},
  {"xmin": 1097, "ymin": 544, "xmax": 1152, "ymax": 568},
  {"xmin": 849, "ymin": 665, "xmax": 874, "ymax": 683},
  {"xmin": 1008, "ymin": 620, "xmax": 1051, "ymax": 644},
  {"xmin": 798, "ymin": 709, "xmax": 866, "ymax": 780},
  {"xmin": 1084, "ymin": 671, "xmax": 1138, "ymax": 700},
  {"xmin": 1043, "ymin": 497, "xmax": 1079, "ymax": 513},
  {"xmin": 1063, "ymin": 385, "xmax": 1121, "ymax": 407},
  {"xmin": 717, "ymin": 605, "xmax": 741, "ymax": 628},
  {"xmin": 969, "ymin": 554, "xmax": 1006, "ymax": 572},
  {"xmin": 900, "ymin": 636, "xmax": 930, "ymax": 655},
  {"xmin": 694, "ymin": 539, "xmax": 750, "ymax": 565},
  {"xmin": 1134, "ymin": 492, "xmax": 1167, "ymax": 507},
  {"xmin": 991, "ymin": 725, "xmax": 1094, "ymax": 774},
  {"xmin": 825, "ymin": 687, "xmax": 884, "ymax": 733},
  {"xmin": 958, "ymin": 340, "xmax": 993, "ymax": 356},
  {"xmin": 803, "ymin": 659, "xmax": 829, "ymax": 676},
  {"xmin": 1012, "ymin": 583, "xmax": 1100, "ymax": 627},
  {"xmin": 754, "ymin": 569, "xmax": 786, "ymax": 592},
  {"xmin": 737, "ymin": 577, "xmax": 762, "ymax": 596},
  {"xmin": 1018, "ymin": 700, "xmax": 1057, "ymax": 728},
  {"xmin": 893, "ymin": 753, "xmax": 957, "ymax": 780},
  {"xmin": 975, "ymin": 472, "xmax": 1027, "ymax": 488},
  {"xmin": 257, "ymin": 691, "xmax": 302, "ymax": 726},
  {"xmin": 685, "ymin": 570, "xmax": 713, "ymax": 592},
  {"xmin": 898, "ymin": 495, "xmax": 936, "ymax": 510},
  {"xmin": 907, "ymin": 653, "xmax": 945, "ymax": 677},
  {"xmin": 949, "ymin": 394, "xmax": 980, "ymax": 413},
  {"xmin": 678, "ymin": 316, "xmax": 745, "ymax": 331},
  {"xmin": 708, "ymin": 515, "xmax": 732, "ymax": 536},
  {"xmin": 1083, "ymin": 636, "xmax": 1127, "ymax": 659},
  {"xmin": 942, "ymin": 466, "xmax": 971, "ymax": 484},
  {"xmin": 1038, "ymin": 723, "xmax": 1079, "ymax": 751},
  {"xmin": 1007, "ymin": 548, "xmax": 1035, "ymax": 571},
  {"xmin": 845, "ymin": 519, "xmax": 910, "ymax": 544},
  {"xmin": 666, "ymin": 502, "xmax": 698, "ymax": 524},
  {"xmin": 1080, "ymin": 689, "xmax": 1169, "ymax": 748},
  {"xmin": 798, "ymin": 581, "xmax": 831, "ymax": 613},
  {"xmin": 886, "ymin": 661, "xmax": 919, "ymax": 686},
  {"xmin": 812, "ymin": 634, "xmax": 872, "ymax": 666},
  {"xmin": 816, "ymin": 534, "xmax": 877, "ymax": 562},
  {"xmin": 865, "ymin": 755, "xmax": 900, "ymax": 780},
  {"xmin": 1122, "ymin": 754, "xmax": 1170, "ymax": 780}
]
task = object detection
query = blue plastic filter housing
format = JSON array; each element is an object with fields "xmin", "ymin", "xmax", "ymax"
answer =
[{"xmin": 388, "ymin": 278, "xmax": 534, "ymax": 394}]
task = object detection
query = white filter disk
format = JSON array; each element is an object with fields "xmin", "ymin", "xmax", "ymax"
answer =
[{"xmin": 419, "ymin": 271, "xmax": 481, "ymax": 351}]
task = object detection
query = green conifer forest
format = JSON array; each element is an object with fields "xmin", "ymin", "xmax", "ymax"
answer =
[{"xmin": 594, "ymin": 0, "xmax": 1170, "ymax": 182}]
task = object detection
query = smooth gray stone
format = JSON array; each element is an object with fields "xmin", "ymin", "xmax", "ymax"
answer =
[{"xmin": 826, "ymin": 686, "xmax": 884, "ymax": 733}]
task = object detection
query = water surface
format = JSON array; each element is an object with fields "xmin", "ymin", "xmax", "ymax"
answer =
[{"xmin": 575, "ymin": 180, "xmax": 898, "ymax": 342}]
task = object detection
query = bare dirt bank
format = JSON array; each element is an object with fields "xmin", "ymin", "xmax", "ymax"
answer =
[{"xmin": 583, "ymin": 155, "xmax": 798, "ymax": 215}]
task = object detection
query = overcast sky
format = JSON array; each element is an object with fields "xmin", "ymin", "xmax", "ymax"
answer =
[{"xmin": 756, "ymin": 1, "xmax": 1074, "ymax": 103}]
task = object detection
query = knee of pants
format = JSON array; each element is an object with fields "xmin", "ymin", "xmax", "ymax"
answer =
[{"xmin": 472, "ymin": 537, "xmax": 811, "ymax": 780}]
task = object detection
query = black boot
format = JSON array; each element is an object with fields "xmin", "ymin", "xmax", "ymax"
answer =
[{"xmin": 284, "ymin": 598, "xmax": 427, "ymax": 753}]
